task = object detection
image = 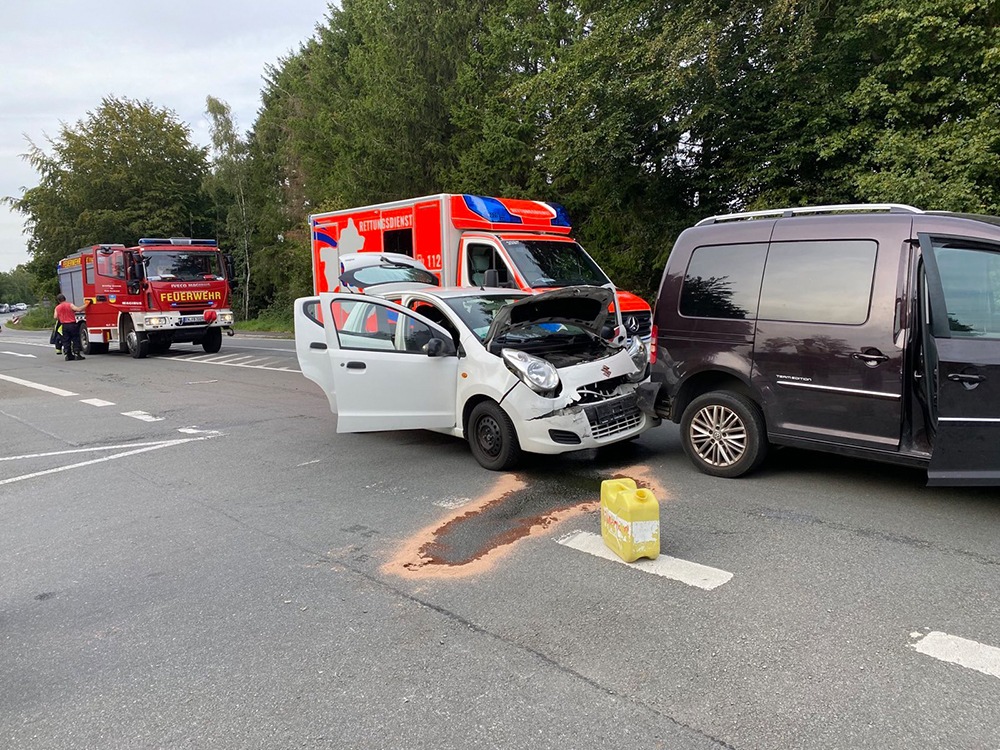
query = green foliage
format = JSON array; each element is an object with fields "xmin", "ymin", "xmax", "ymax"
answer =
[
  {"xmin": 11, "ymin": 1, "xmax": 1000, "ymax": 315},
  {"xmin": 6, "ymin": 97, "xmax": 212, "ymax": 294},
  {"xmin": 0, "ymin": 266, "xmax": 38, "ymax": 305},
  {"xmin": 5, "ymin": 305, "xmax": 52, "ymax": 330}
]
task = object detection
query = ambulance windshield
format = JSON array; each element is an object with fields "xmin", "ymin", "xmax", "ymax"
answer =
[
  {"xmin": 502, "ymin": 239, "xmax": 610, "ymax": 289},
  {"xmin": 144, "ymin": 252, "xmax": 225, "ymax": 282}
]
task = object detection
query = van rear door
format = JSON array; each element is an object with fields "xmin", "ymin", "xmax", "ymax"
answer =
[{"xmin": 919, "ymin": 234, "xmax": 1000, "ymax": 486}]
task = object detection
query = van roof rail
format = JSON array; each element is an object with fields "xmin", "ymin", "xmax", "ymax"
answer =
[{"xmin": 695, "ymin": 203, "xmax": 924, "ymax": 227}]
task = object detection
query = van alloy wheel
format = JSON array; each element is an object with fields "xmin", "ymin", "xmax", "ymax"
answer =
[
  {"xmin": 680, "ymin": 391, "xmax": 767, "ymax": 478},
  {"xmin": 689, "ymin": 404, "xmax": 746, "ymax": 467}
]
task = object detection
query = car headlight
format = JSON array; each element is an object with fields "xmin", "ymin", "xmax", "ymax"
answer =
[
  {"xmin": 502, "ymin": 349, "xmax": 560, "ymax": 394},
  {"xmin": 145, "ymin": 316, "xmax": 167, "ymax": 327},
  {"xmin": 218, "ymin": 312, "xmax": 234, "ymax": 325},
  {"xmin": 625, "ymin": 337, "xmax": 648, "ymax": 382}
]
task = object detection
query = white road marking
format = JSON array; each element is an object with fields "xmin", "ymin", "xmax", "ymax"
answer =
[
  {"xmin": 0, "ymin": 436, "xmax": 219, "ymax": 486},
  {"xmin": 296, "ymin": 459, "xmax": 321, "ymax": 467},
  {"xmin": 175, "ymin": 355, "xmax": 300, "ymax": 373},
  {"xmin": 1, "ymin": 351, "xmax": 36, "ymax": 358},
  {"xmin": 121, "ymin": 410, "xmax": 165, "ymax": 422},
  {"xmin": 80, "ymin": 398, "xmax": 115, "ymax": 407},
  {"xmin": 185, "ymin": 380, "xmax": 219, "ymax": 384},
  {"xmin": 177, "ymin": 427, "xmax": 222, "ymax": 435},
  {"xmin": 0, "ymin": 440, "xmax": 200, "ymax": 462},
  {"xmin": 556, "ymin": 530, "xmax": 734, "ymax": 590},
  {"xmin": 0, "ymin": 373, "xmax": 78, "ymax": 397},
  {"xmin": 911, "ymin": 631, "xmax": 1000, "ymax": 680}
]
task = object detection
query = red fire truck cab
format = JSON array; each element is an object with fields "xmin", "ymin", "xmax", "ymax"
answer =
[
  {"xmin": 57, "ymin": 237, "xmax": 234, "ymax": 359},
  {"xmin": 309, "ymin": 194, "xmax": 652, "ymax": 343}
]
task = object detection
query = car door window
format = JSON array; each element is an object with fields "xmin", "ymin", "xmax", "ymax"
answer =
[{"xmin": 330, "ymin": 298, "xmax": 437, "ymax": 353}]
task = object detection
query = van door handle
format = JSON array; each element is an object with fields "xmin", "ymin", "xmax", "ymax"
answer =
[
  {"xmin": 344, "ymin": 361, "xmax": 366, "ymax": 370},
  {"xmin": 851, "ymin": 351, "xmax": 889, "ymax": 365},
  {"xmin": 309, "ymin": 342, "xmax": 327, "ymax": 350},
  {"xmin": 948, "ymin": 373, "xmax": 985, "ymax": 384}
]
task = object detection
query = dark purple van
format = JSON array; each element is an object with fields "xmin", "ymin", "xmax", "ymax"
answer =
[{"xmin": 650, "ymin": 204, "xmax": 1000, "ymax": 486}]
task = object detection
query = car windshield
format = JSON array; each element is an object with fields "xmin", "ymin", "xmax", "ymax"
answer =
[
  {"xmin": 502, "ymin": 239, "xmax": 610, "ymax": 288},
  {"xmin": 144, "ymin": 252, "xmax": 224, "ymax": 281},
  {"xmin": 341, "ymin": 264, "xmax": 439, "ymax": 289},
  {"xmin": 443, "ymin": 295, "xmax": 525, "ymax": 341}
]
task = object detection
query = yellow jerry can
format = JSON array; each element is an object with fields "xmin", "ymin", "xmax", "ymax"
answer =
[{"xmin": 600, "ymin": 478, "xmax": 660, "ymax": 562}]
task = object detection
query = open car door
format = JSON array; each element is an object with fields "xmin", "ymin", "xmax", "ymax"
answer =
[
  {"xmin": 318, "ymin": 292, "xmax": 459, "ymax": 432},
  {"xmin": 919, "ymin": 234, "xmax": 1000, "ymax": 486},
  {"xmin": 294, "ymin": 296, "xmax": 337, "ymax": 411}
]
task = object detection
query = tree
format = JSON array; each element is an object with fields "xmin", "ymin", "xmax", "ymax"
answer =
[
  {"xmin": 204, "ymin": 96, "xmax": 254, "ymax": 318},
  {"xmin": 5, "ymin": 97, "xmax": 211, "ymax": 292}
]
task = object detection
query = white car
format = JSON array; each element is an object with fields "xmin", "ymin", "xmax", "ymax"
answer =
[{"xmin": 294, "ymin": 285, "xmax": 658, "ymax": 470}]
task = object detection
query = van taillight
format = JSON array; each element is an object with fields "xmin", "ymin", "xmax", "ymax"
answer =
[{"xmin": 650, "ymin": 324, "xmax": 658, "ymax": 364}]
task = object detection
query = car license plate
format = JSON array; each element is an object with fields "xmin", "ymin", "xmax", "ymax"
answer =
[{"xmin": 180, "ymin": 316, "xmax": 201, "ymax": 325}]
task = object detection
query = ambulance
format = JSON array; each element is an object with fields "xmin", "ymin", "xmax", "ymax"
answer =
[
  {"xmin": 57, "ymin": 237, "xmax": 234, "ymax": 358},
  {"xmin": 308, "ymin": 194, "xmax": 652, "ymax": 343}
]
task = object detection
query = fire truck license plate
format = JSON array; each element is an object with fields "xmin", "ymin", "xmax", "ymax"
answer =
[{"xmin": 180, "ymin": 316, "xmax": 202, "ymax": 325}]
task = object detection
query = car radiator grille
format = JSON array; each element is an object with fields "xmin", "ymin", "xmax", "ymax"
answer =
[{"xmin": 584, "ymin": 394, "xmax": 643, "ymax": 439}]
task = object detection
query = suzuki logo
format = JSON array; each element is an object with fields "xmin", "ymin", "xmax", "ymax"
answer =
[
  {"xmin": 624, "ymin": 316, "xmax": 640, "ymax": 333},
  {"xmin": 601, "ymin": 365, "xmax": 612, "ymax": 378}
]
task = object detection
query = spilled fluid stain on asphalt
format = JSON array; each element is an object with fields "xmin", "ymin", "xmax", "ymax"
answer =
[{"xmin": 382, "ymin": 447, "xmax": 667, "ymax": 580}]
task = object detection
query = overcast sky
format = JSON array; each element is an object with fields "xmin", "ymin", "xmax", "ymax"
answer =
[{"xmin": 0, "ymin": 0, "xmax": 331, "ymax": 273}]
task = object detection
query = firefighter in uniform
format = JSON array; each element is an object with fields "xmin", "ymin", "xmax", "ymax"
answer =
[{"xmin": 54, "ymin": 294, "xmax": 91, "ymax": 361}]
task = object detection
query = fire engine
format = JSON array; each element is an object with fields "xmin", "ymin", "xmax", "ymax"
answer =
[
  {"xmin": 57, "ymin": 237, "xmax": 235, "ymax": 359},
  {"xmin": 309, "ymin": 194, "xmax": 653, "ymax": 343}
]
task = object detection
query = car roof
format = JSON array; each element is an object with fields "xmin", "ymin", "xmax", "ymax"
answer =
[{"xmin": 393, "ymin": 286, "xmax": 530, "ymax": 301}]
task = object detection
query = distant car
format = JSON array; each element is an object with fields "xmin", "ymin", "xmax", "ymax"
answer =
[
  {"xmin": 12, "ymin": 303, "xmax": 27, "ymax": 311},
  {"xmin": 0, "ymin": 303, "xmax": 9, "ymax": 313},
  {"xmin": 294, "ymin": 284, "xmax": 656, "ymax": 470}
]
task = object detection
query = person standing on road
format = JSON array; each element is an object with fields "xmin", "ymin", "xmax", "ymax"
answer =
[{"xmin": 54, "ymin": 294, "xmax": 90, "ymax": 361}]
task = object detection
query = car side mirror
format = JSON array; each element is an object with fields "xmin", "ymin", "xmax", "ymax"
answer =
[
  {"xmin": 483, "ymin": 268, "xmax": 499, "ymax": 288},
  {"xmin": 426, "ymin": 336, "xmax": 455, "ymax": 357}
]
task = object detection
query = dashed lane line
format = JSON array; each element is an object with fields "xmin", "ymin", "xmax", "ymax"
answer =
[
  {"xmin": 1, "ymin": 351, "xmax": 36, "ymax": 358},
  {"xmin": 0, "ymin": 373, "xmax": 77, "ymax": 397},
  {"xmin": 80, "ymin": 398, "xmax": 115, "ymax": 407},
  {"xmin": 556, "ymin": 530, "xmax": 734, "ymax": 590},
  {"xmin": 121, "ymin": 410, "xmax": 165, "ymax": 422},
  {"xmin": 911, "ymin": 631, "xmax": 1000, "ymax": 681}
]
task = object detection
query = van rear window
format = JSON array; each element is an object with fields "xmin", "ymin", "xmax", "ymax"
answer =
[{"xmin": 679, "ymin": 243, "xmax": 767, "ymax": 319}]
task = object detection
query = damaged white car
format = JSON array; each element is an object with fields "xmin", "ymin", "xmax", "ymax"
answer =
[{"xmin": 294, "ymin": 286, "xmax": 659, "ymax": 470}]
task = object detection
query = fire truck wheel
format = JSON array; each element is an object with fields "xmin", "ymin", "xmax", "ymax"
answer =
[
  {"xmin": 201, "ymin": 327, "xmax": 223, "ymax": 353},
  {"xmin": 80, "ymin": 327, "xmax": 108, "ymax": 355},
  {"xmin": 124, "ymin": 323, "xmax": 149, "ymax": 359}
]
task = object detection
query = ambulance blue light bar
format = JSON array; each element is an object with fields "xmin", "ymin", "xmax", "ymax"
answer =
[{"xmin": 138, "ymin": 237, "xmax": 218, "ymax": 246}]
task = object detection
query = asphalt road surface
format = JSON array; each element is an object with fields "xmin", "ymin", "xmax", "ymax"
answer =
[{"xmin": 1, "ymin": 326, "xmax": 998, "ymax": 750}]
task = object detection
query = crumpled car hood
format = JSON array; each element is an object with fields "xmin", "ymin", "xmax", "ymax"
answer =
[{"xmin": 483, "ymin": 286, "xmax": 614, "ymax": 347}]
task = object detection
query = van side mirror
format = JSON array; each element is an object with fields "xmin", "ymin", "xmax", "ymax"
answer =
[{"xmin": 483, "ymin": 268, "xmax": 499, "ymax": 288}]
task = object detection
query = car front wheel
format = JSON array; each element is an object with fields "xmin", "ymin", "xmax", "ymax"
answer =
[
  {"xmin": 680, "ymin": 391, "xmax": 767, "ymax": 478},
  {"xmin": 467, "ymin": 401, "xmax": 522, "ymax": 471}
]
